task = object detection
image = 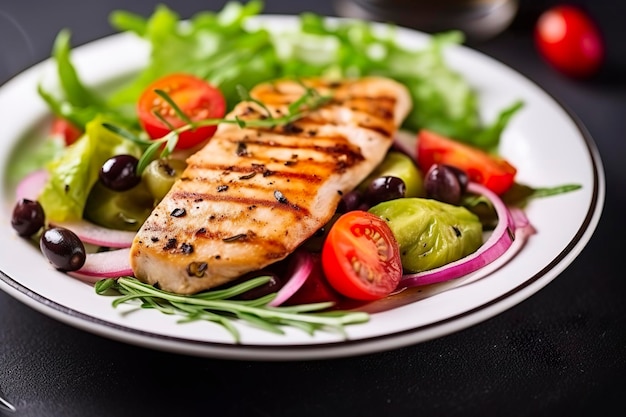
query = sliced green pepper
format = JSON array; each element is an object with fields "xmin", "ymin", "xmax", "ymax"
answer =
[{"xmin": 369, "ymin": 198, "xmax": 483, "ymax": 273}]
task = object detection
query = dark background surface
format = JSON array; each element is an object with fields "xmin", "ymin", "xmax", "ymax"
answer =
[{"xmin": 1, "ymin": 1, "xmax": 625, "ymax": 416}]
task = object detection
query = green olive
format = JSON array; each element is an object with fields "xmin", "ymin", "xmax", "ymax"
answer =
[
  {"xmin": 360, "ymin": 151, "xmax": 424, "ymax": 198},
  {"xmin": 142, "ymin": 158, "xmax": 188, "ymax": 203},
  {"xmin": 84, "ymin": 181, "xmax": 154, "ymax": 232}
]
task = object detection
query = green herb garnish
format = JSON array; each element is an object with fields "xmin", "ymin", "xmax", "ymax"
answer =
[
  {"xmin": 104, "ymin": 82, "xmax": 331, "ymax": 174},
  {"xmin": 96, "ymin": 276, "xmax": 369, "ymax": 342},
  {"xmin": 502, "ymin": 183, "xmax": 583, "ymax": 208}
]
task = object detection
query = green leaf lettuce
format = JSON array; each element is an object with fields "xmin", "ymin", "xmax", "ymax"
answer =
[{"xmin": 38, "ymin": 115, "xmax": 142, "ymax": 221}]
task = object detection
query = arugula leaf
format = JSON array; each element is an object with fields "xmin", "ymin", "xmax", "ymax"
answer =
[
  {"xmin": 52, "ymin": 29, "xmax": 103, "ymax": 108},
  {"xmin": 472, "ymin": 100, "xmax": 524, "ymax": 151},
  {"xmin": 38, "ymin": 29, "xmax": 137, "ymax": 129},
  {"xmin": 502, "ymin": 182, "xmax": 583, "ymax": 208}
]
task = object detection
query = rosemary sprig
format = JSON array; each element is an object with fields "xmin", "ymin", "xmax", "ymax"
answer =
[
  {"xmin": 95, "ymin": 276, "xmax": 369, "ymax": 343},
  {"xmin": 103, "ymin": 82, "xmax": 331, "ymax": 175}
]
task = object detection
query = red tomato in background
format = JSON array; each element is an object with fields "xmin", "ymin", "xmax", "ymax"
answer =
[
  {"xmin": 321, "ymin": 211, "xmax": 402, "ymax": 301},
  {"xmin": 416, "ymin": 129, "xmax": 517, "ymax": 195},
  {"xmin": 534, "ymin": 5, "xmax": 605, "ymax": 78},
  {"xmin": 137, "ymin": 73, "xmax": 226, "ymax": 149},
  {"xmin": 51, "ymin": 117, "xmax": 83, "ymax": 146}
]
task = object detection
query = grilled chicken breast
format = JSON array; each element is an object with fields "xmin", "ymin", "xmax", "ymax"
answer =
[{"xmin": 130, "ymin": 76, "xmax": 411, "ymax": 294}]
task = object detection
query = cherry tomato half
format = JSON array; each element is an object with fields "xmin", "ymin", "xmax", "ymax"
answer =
[
  {"xmin": 534, "ymin": 5, "xmax": 604, "ymax": 78},
  {"xmin": 137, "ymin": 73, "xmax": 227, "ymax": 149},
  {"xmin": 51, "ymin": 117, "xmax": 83, "ymax": 146},
  {"xmin": 321, "ymin": 211, "xmax": 402, "ymax": 301},
  {"xmin": 416, "ymin": 129, "xmax": 517, "ymax": 195}
]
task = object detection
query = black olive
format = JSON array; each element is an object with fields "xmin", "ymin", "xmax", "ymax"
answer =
[
  {"xmin": 336, "ymin": 190, "xmax": 362, "ymax": 213},
  {"xmin": 40, "ymin": 227, "xmax": 86, "ymax": 271},
  {"xmin": 446, "ymin": 165, "xmax": 469, "ymax": 193},
  {"xmin": 424, "ymin": 164, "xmax": 469, "ymax": 205},
  {"xmin": 364, "ymin": 175, "xmax": 406, "ymax": 206},
  {"xmin": 99, "ymin": 154, "xmax": 141, "ymax": 191},
  {"xmin": 11, "ymin": 198, "xmax": 45, "ymax": 237}
]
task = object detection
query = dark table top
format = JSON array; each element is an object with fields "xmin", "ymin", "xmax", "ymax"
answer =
[{"xmin": 1, "ymin": 1, "xmax": 624, "ymax": 416}]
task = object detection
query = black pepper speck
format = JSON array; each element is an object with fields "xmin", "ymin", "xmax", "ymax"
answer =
[
  {"xmin": 180, "ymin": 243, "xmax": 194, "ymax": 254},
  {"xmin": 171, "ymin": 208, "xmax": 186, "ymax": 217},
  {"xmin": 163, "ymin": 238, "xmax": 177, "ymax": 250}
]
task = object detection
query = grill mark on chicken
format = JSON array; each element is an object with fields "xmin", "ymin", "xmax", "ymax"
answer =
[
  {"xmin": 137, "ymin": 202, "xmax": 295, "ymax": 258},
  {"xmin": 186, "ymin": 141, "xmax": 364, "ymax": 173},
  {"xmin": 130, "ymin": 76, "xmax": 412, "ymax": 294},
  {"xmin": 181, "ymin": 173, "xmax": 325, "ymax": 199},
  {"xmin": 183, "ymin": 131, "xmax": 366, "ymax": 185},
  {"xmin": 231, "ymin": 100, "xmax": 396, "ymax": 138},
  {"xmin": 172, "ymin": 190, "xmax": 310, "ymax": 216}
]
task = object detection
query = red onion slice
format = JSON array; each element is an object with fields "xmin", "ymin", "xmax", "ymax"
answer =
[
  {"xmin": 268, "ymin": 250, "xmax": 314, "ymax": 307},
  {"xmin": 15, "ymin": 169, "xmax": 135, "ymax": 248},
  {"xmin": 392, "ymin": 130, "xmax": 418, "ymax": 157},
  {"xmin": 68, "ymin": 248, "xmax": 133, "ymax": 283},
  {"xmin": 50, "ymin": 219, "xmax": 136, "ymax": 248},
  {"xmin": 399, "ymin": 182, "xmax": 532, "ymax": 288},
  {"xmin": 509, "ymin": 206, "xmax": 531, "ymax": 229},
  {"xmin": 15, "ymin": 169, "xmax": 49, "ymax": 201}
]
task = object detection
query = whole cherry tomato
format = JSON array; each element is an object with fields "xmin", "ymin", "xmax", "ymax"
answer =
[{"xmin": 534, "ymin": 5, "xmax": 604, "ymax": 78}]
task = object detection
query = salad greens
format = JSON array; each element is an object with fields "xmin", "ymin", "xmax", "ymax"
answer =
[
  {"xmin": 38, "ymin": 115, "xmax": 142, "ymax": 221},
  {"xmin": 37, "ymin": 30, "xmax": 135, "ymax": 129},
  {"xmin": 108, "ymin": 1, "xmax": 277, "ymax": 111},
  {"xmin": 116, "ymin": 0, "xmax": 522, "ymax": 147},
  {"xmin": 40, "ymin": 0, "xmax": 521, "ymax": 145},
  {"xmin": 35, "ymin": 0, "xmax": 523, "ymax": 223}
]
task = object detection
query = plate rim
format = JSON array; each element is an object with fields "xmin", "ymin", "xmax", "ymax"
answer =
[{"xmin": 0, "ymin": 15, "xmax": 606, "ymax": 360}]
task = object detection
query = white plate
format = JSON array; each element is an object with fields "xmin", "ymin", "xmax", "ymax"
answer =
[{"xmin": 0, "ymin": 16, "xmax": 604, "ymax": 360}]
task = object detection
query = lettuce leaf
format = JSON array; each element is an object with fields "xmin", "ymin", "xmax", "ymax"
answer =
[
  {"xmin": 108, "ymin": 0, "xmax": 276, "ymax": 109},
  {"xmin": 289, "ymin": 15, "xmax": 521, "ymax": 149},
  {"xmin": 38, "ymin": 115, "xmax": 142, "ymax": 221}
]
